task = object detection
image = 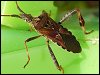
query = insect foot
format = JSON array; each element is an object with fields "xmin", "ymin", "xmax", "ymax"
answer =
[{"xmin": 57, "ymin": 65, "xmax": 64, "ymax": 74}]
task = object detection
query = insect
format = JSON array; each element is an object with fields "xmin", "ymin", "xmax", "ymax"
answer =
[{"xmin": 1, "ymin": 1, "xmax": 93, "ymax": 74}]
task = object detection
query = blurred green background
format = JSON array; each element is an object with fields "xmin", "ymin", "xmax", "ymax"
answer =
[{"xmin": 1, "ymin": 1, "xmax": 99, "ymax": 74}]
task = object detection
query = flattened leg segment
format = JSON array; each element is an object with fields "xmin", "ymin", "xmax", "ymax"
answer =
[{"xmin": 58, "ymin": 8, "xmax": 93, "ymax": 34}]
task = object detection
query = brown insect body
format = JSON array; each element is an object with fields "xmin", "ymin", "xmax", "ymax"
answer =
[
  {"xmin": 33, "ymin": 11, "xmax": 81, "ymax": 53},
  {"xmin": 1, "ymin": 1, "xmax": 93, "ymax": 74}
]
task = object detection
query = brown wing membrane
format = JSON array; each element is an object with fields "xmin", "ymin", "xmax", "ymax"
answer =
[{"xmin": 60, "ymin": 33, "xmax": 82, "ymax": 53}]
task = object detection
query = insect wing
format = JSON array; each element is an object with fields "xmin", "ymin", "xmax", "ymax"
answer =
[{"xmin": 60, "ymin": 33, "xmax": 82, "ymax": 53}]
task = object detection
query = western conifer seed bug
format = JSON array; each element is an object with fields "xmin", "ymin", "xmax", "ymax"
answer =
[{"xmin": 1, "ymin": 1, "xmax": 93, "ymax": 74}]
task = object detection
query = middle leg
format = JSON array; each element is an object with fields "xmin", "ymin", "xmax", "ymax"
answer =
[{"xmin": 24, "ymin": 35, "xmax": 41, "ymax": 68}]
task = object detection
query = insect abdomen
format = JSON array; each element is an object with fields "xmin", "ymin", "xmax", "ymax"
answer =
[
  {"xmin": 60, "ymin": 33, "xmax": 82, "ymax": 53},
  {"xmin": 53, "ymin": 25, "xmax": 81, "ymax": 53}
]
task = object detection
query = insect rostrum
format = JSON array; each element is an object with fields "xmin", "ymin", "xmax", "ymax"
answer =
[{"xmin": 1, "ymin": 1, "xmax": 93, "ymax": 74}]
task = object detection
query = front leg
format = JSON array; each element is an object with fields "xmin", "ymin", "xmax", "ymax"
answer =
[
  {"xmin": 46, "ymin": 40, "xmax": 64, "ymax": 74},
  {"xmin": 24, "ymin": 35, "xmax": 41, "ymax": 68}
]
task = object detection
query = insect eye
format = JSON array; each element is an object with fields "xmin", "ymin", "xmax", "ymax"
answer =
[
  {"xmin": 44, "ymin": 24, "xmax": 49, "ymax": 27},
  {"xmin": 38, "ymin": 16, "xmax": 43, "ymax": 19}
]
